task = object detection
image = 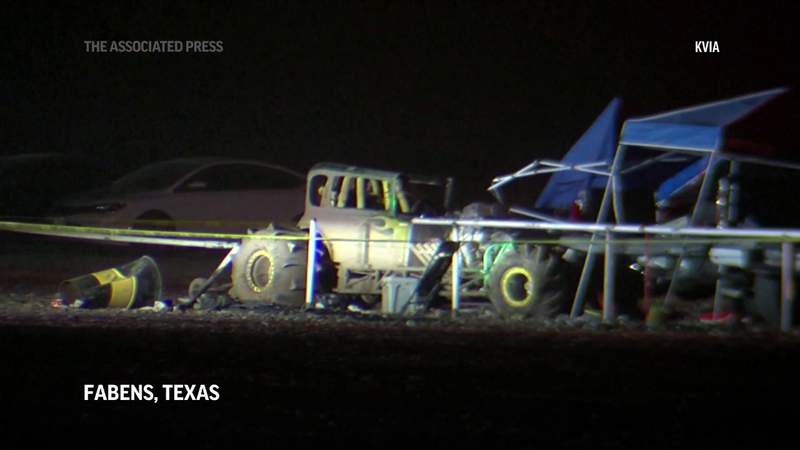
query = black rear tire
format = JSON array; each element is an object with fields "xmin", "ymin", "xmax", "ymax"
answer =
[
  {"xmin": 488, "ymin": 245, "xmax": 573, "ymax": 318},
  {"xmin": 230, "ymin": 225, "xmax": 333, "ymax": 307},
  {"xmin": 230, "ymin": 227, "xmax": 309, "ymax": 306}
]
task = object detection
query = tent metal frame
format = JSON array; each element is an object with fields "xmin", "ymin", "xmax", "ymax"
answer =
[{"xmin": 417, "ymin": 137, "xmax": 800, "ymax": 330}]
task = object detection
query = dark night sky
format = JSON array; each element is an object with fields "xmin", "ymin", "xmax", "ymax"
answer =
[{"xmin": 1, "ymin": 1, "xmax": 797, "ymax": 199}]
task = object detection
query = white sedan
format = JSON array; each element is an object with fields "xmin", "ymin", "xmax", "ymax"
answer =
[{"xmin": 56, "ymin": 158, "xmax": 306, "ymax": 232}]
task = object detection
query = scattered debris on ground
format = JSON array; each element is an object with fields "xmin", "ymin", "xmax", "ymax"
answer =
[{"xmin": 2, "ymin": 289, "xmax": 796, "ymax": 341}]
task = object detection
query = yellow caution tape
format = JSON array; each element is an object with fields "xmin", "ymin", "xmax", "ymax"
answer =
[{"xmin": 2, "ymin": 220, "xmax": 798, "ymax": 247}]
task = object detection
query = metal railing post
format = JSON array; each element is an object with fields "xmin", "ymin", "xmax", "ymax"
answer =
[
  {"xmin": 603, "ymin": 230, "xmax": 616, "ymax": 322},
  {"xmin": 305, "ymin": 219, "xmax": 318, "ymax": 307},
  {"xmin": 781, "ymin": 241, "xmax": 794, "ymax": 332},
  {"xmin": 451, "ymin": 227, "xmax": 462, "ymax": 315}
]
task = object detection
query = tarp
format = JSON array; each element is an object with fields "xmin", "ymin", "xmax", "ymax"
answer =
[
  {"xmin": 535, "ymin": 98, "xmax": 621, "ymax": 210},
  {"xmin": 620, "ymin": 87, "xmax": 790, "ymax": 153},
  {"xmin": 623, "ymin": 87, "xmax": 794, "ymax": 203},
  {"xmin": 655, "ymin": 156, "xmax": 709, "ymax": 204},
  {"xmin": 534, "ymin": 88, "xmax": 794, "ymax": 211}
]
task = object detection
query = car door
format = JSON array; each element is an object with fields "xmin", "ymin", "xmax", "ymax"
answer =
[{"xmin": 172, "ymin": 163, "xmax": 304, "ymax": 231}]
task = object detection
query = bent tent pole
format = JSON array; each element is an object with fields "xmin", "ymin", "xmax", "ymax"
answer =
[
  {"xmin": 603, "ymin": 145, "xmax": 627, "ymax": 322},
  {"xmin": 570, "ymin": 144, "xmax": 625, "ymax": 319},
  {"xmin": 569, "ymin": 177, "xmax": 610, "ymax": 318},
  {"xmin": 662, "ymin": 153, "xmax": 719, "ymax": 312}
]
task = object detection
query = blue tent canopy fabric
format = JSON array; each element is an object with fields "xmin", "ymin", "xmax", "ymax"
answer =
[
  {"xmin": 620, "ymin": 87, "xmax": 789, "ymax": 153},
  {"xmin": 623, "ymin": 87, "xmax": 791, "ymax": 203},
  {"xmin": 534, "ymin": 98, "xmax": 621, "ymax": 210},
  {"xmin": 532, "ymin": 87, "xmax": 792, "ymax": 212},
  {"xmin": 655, "ymin": 156, "xmax": 709, "ymax": 204}
]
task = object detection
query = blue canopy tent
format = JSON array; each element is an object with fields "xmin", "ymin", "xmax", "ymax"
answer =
[
  {"xmin": 534, "ymin": 98, "xmax": 621, "ymax": 210},
  {"xmin": 606, "ymin": 87, "xmax": 799, "ymax": 324},
  {"xmin": 491, "ymin": 87, "xmax": 794, "ymax": 224},
  {"xmin": 620, "ymin": 87, "xmax": 792, "ymax": 208},
  {"xmin": 568, "ymin": 87, "xmax": 796, "ymax": 318},
  {"xmin": 488, "ymin": 86, "xmax": 797, "ymax": 320},
  {"xmin": 487, "ymin": 98, "xmax": 627, "ymax": 222},
  {"xmin": 620, "ymin": 87, "xmax": 789, "ymax": 154},
  {"xmin": 493, "ymin": 96, "xmax": 718, "ymax": 222},
  {"xmin": 655, "ymin": 156, "xmax": 709, "ymax": 205}
]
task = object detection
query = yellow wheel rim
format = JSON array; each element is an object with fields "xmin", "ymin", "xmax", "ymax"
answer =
[
  {"xmin": 246, "ymin": 249, "xmax": 275, "ymax": 293},
  {"xmin": 501, "ymin": 267, "xmax": 534, "ymax": 308}
]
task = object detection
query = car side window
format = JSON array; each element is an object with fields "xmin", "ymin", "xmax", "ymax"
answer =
[
  {"xmin": 234, "ymin": 164, "xmax": 302, "ymax": 190},
  {"xmin": 177, "ymin": 164, "xmax": 302, "ymax": 192},
  {"xmin": 176, "ymin": 167, "xmax": 219, "ymax": 191}
]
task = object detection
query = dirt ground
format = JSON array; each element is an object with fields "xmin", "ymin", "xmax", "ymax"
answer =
[{"xmin": 3, "ymin": 233, "xmax": 800, "ymax": 448}]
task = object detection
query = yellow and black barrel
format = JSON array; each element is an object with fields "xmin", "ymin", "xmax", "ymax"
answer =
[{"xmin": 58, "ymin": 256, "xmax": 162, "ymax": 309}]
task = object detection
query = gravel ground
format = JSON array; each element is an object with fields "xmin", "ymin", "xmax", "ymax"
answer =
[{"xmin": 3, "ymin": 234, "xmax": 800, "ymax": 448}]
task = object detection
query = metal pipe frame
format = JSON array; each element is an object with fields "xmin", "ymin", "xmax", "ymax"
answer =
[
  {"xmin": 489, "ymin": 159, "xmax": 612, "ymax": 192},
  {"xmin": 569, "ymin": 145, "xmax": 623, "ymax": 317},
  {"xmin": 186, "ymin": 244, "xmax": 241, "ymax": 305},
  {"xmin": 619, "ymin": 151, "xmax": 691, "ymax": 175},
  {"xmin": 602, "ymin": 144, "xmax": 627, "ymax": 320},
  {"xmin": 451, "ymin": 226, "xmax": 463, "ymax": 315},
  {"xmin": 411, "ymin": 218, "xmax": 800, "ymax": 241},
  {"xmin": 603, "ymin": 230, "xmax": 617, "ymax": 322},
  {"xmin": 305, "ymin": 218, "xmax": 318, "ymax": 307},
  {"xmin": 711, "ymin": 152, "xmax": 800, "ymax": 172},
  {"xmin": 782, "ymin": 242, "xmax": 795, "ymax": 332},
  {"xmin": 663, "ymin": 154, "xmax": 720, "ymax": 310},
  {"xmin": 508, "ymin": 207, "xmax": 565, "ymax": 223}
]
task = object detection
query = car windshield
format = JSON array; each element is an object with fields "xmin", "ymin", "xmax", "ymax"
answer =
[{"xmin": 111, "ymin": 160, "xmax": 208, "ymax": 194}]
